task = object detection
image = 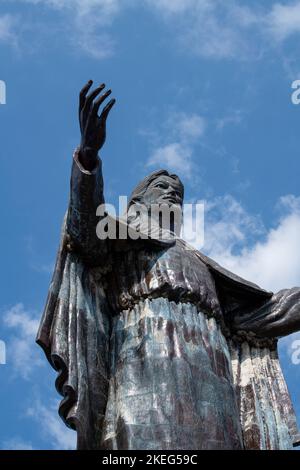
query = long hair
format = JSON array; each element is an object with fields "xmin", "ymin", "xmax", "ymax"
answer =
[{"xmin": 127, "ymin": 169, "xmax": 184, "ymax": 210}]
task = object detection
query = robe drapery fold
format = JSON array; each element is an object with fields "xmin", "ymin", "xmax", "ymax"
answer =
[
  {"xmin": 37, "ymin": 153, "xmax": 300, "ymax": 449},
  {"xmin": 37, "ymin": 219, "xmax": 300, "ymax": 449},
  {"xmin": 229, "ymin": 341, "xmax": 300, "ymax": 448},
  {"xmin": 37, "ymin": 218, "xmax": 111, "ymax": 449}
]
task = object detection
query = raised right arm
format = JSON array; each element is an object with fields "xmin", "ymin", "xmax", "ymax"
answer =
[{"xmin": 66, "ymin": 81, "xmax": 116, "ymax": 262}]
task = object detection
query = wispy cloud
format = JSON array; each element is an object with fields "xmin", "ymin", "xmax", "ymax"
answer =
[
  {"xmin": 5, "ymin": 1, "xmax": 300, "ymax": 60},
  {"xmin": 148, "ymin": 0, "xmax": 263, "ymax": 60},
  {"xmin": 1, "ymin": 438, "xmax": 33, "ymax": 450},
  {"xmin": 166, "ymin": 112, "xmax": 206, "ymax": 143},
  {"xmin": 147, "ymin": 142, "xmax": 192, "ymax": 177},
  {"xmin": 267, "ymin": 1, "xmax": 300, "ymax": 42},
  {"xmin": 0, "ymin": 14, "xmax": 18, "ymax": 47},
  {"xmin": 279, "ymin": 330, "xmax": 300, "ymax": 373},
  {"xmin": 6, "ymin": 0, "xmax": 124, "ymax": 58},
  {"xmin": 2, "ymin": 303, "xmax": 43, "ymax": 379},
  {"xmin": 147, "ymin": 0, "xmax": 300, "ymax": 60},
  {"xmin": 147, "ymin": 0, "xmax": 198, "ymax": 15},
  {"xmin": 201, "ymin": 194, "xmax": 300, "ymax": 293},
  {"xmin": 31, "ymin": 262, "xmax": 55, "ymax": 275},
  {"xmin": 26, "ymin": 399, "xmax": 76, "ymax": 450},
  {"xmin": 25, "ymin": 235, "xmax": 55, "ymax": 275},
  {"xmin": 0, "ymin": 303, "xmax": 76, "ymax": 449},
  {"xmin": 183, "ymin": 192, "xmax": 300, "ymax": 363},
  {"xmin": 13, "ymin": 0, "xmax": 122, "ymax": 20},
  {"xmin": 146, "ymin": 111, "xmax": 206, "ymax": 178},
  {"xmin": 216, "ymin": 109, "xmax": 243, "ymax": 131}
]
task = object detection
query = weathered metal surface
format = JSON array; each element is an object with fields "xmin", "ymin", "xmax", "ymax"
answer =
[
  {"xmin": 102, "ymin": 298, "xmax": 242, "ymax": 449},
  {"xmin": 37, "ymin": 82, "xmax": 300, "ymax": 450},
  {"xmin": 36, "ymin": 151, "xmax": 300, "ymax": 449},
  {"xmin": 229, "ymin": 341, "xmax": 299, "ymax": 449}
]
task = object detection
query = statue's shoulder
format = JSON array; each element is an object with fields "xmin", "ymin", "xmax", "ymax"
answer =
[{"xmin": 176, "ymin": 238, "xmax": 272, "ymax": 299}]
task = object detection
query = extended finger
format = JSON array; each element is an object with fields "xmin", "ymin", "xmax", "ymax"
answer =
[
  {"xmin": 100, "ymin": 98, "xmax": 116, "ymax": 122},
  {"xmin": 92, "ymin": 90, "xmax": 112, "ymax": 115},
  {"xmin": 83, "ymin": 84, "xmax": 106, "ymax": 112},
  {"xmin": 79, "ymin": 80, "xmax": 93, "ymax": 111}
]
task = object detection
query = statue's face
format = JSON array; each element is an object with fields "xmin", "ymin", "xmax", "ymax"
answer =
[{"xmin": 141, "ymin": 175, "xmax": 183, "ymax": 208}]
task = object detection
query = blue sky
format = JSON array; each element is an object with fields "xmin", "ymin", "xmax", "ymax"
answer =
[{"xmin": 1, "ymin": 0, "xmax": 300, "ymax": 449}]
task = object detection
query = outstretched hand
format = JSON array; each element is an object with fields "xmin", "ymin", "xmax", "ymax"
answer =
[
  {"xmin": 232, "ymin": 287, "xmax": 300, "ymax": 338},
  {"xmin": 78, "ymin": 80, "xmax": 115, "ymax": 170}
]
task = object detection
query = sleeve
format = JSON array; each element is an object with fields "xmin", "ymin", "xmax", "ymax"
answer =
[
  {"xmin": 231, "ymin": 287, "xmax": 300, "ymax": 339},
  {"xmin": 66, "ymin": 148, "xmax": 107, "ymax": 263},
  {"xmin": 36, "ymin": 215, "xmax": 112, "ymax": 449}
]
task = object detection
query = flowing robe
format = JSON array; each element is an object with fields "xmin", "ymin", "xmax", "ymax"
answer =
[{"xmin": 37, "ymin": 151, "xmax": 300, "ymax": 450}]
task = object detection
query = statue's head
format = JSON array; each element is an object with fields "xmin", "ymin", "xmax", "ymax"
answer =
[
  {"xmin": 126, "ymin": 170, "xmax": 184, "ymax": 239},
  {"xmin": 128, "ymin": 169, "xmax": 184, "ymax": 209}
]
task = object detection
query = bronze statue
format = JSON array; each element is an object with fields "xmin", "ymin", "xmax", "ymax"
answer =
[{"xmin": 37, "ymin": 81, "xmax": 300, "ymax": 450}]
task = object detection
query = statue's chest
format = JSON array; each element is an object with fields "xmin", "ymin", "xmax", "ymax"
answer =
[{"xmin": 105, "ymin": 241, "xmax": 221, "ymax": 317}]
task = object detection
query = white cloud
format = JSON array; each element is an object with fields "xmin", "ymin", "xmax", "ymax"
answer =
[
  {"xmin": 168, "ymin": 112, "xmax": 206, "ymax": 142},
  {"xmin": 182, "ymin": 193, "xmax": 300, "ymax": 361},
  {"xmin": 147, "ymin": 142, "xmax": 192, "ymax": 177},
  {"xmin": 145, "ymin": 110, "xmax": 244, "ymax": 182},
  {"xmin": 4, "ymin": 303, "xmax": 39, "ymax": 336},
  {"xmin": 146, "ymin": 111, "xmax": 206, "ymax": 178},
  {"xmin": 26, "ymin": 400, "xmax": 76, "ymax": 450},
  {"xmin": 6, "ymin": 0, "xmax": 300, "ymax": 60},
  {"xmin": 280, "ymin": 331, "xmax": 300, "ymax": 361},
  {"xmin": 62, "ymin": 0, "xmax": 121, "ymax": 58},
  {"xmin": 3, "ymin": 303, "xmax": 43, "ymax": 379},
  {"xmin": 147, "ymin": 0, "xmax": 262, "ymax": 59},
  {"xmin": 70, "ymin": 30, "xmax": 115, "ymax": 59},
  {"xmin": 278, "ymin": 329, "xmax": 300, "ymax": 374},
  {"xmin": 203, "ymin": 194, "xmax": 263, "ymax": 257},
  {"xmin": 147, "ymin": 0, "xmax": 300, "ymax": 59},
  {"xmin": 267, "ymin": 1, "xmax": 300, "ymax": 41},
  {"xmin": 0, "ymin": 0, "xmax": 263, "ymax": 60},
  {"xmin": 147, "ymin": 0, "xmax": 199, "ymax": 15},
  {"xmin": 7, "ymin": 0, "xmax": 124, "ymax": 58},
  {"xmin": 200, "ymin": 194, "xmax": 300, "ymax": 293},
  {"xmin": 2, "ymin": 438, "xmax": 33, "ymax": 450},
  {"xmin": 0, "ymin": 14, "xmax": 18, "ymax": 47},
  {"xmin": 13, "ymin": 0, "xmax": 122, "ymax": 19}
]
